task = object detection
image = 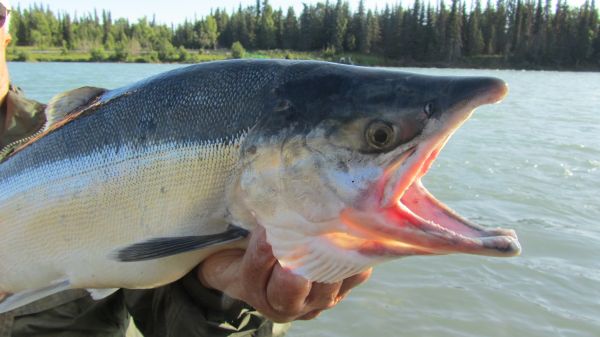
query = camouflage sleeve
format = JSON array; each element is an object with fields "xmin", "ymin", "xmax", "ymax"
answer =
[
  {"xmin": 2, "ymin": 290, "xmax": 129, "ymax": 337},
  {"xmin": 0, "ymin": 85, "xmax": 46, "ymax": 149},
  {"xmin": 123, "ymin": 272, "xmax": 289, "ymax": 337}
]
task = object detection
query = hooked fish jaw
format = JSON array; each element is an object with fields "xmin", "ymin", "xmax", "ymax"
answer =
[{"xmin": 342, "ymin": 76, "xmax": 521, "ymax": 259}]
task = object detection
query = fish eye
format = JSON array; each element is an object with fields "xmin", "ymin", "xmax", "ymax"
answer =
[
  {"xmin": 366, "ymin": 120, "xmax": 395, "ymax": 150},
  {"xmin": 424, "ymin": 102, "xmax": 434, "ymax": 117}
]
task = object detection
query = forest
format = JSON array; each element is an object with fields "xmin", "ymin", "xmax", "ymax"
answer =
[{"xmin": 7, "ymin": 0, "xmax": 600, "ymax": 69}]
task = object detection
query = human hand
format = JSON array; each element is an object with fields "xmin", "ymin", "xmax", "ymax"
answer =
[{"xmin": 196, "ymin": 226, "xmax": 372, "ymax": 323}]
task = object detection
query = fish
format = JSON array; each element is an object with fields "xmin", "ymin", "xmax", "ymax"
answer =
[{"xmin": 0, "ymin": 59, "xmax": 521, "ymax": 313}]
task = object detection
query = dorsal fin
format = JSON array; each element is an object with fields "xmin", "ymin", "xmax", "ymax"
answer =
[
  {"xmin": 45, "ymin": 86, "xmax": 107, "ymax": 130},
  {"xmin": 1, "ymin": 87, "xmax": 107, "ymax": 162}
]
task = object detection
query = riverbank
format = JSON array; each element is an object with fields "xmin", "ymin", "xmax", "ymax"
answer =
[{"xmin": 7, "ymin": 46, "xmax": 600, "ymax": 72}]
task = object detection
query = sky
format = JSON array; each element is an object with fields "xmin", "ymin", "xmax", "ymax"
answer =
[{"xmin": 12, "ymin": 0, "xmax": 590, "ymax": 25}]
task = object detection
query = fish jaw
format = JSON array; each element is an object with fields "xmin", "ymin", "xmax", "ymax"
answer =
[
  {"xmin": 340, "ymin": 180, "xmax": 521, "ymax": 258},
  {"xmin": 238, "ymin": 72, "xmax": 520, "ymax": 283},
  {"xmin": 339, "ymin": 76, "xmax": 521, "ymax": 258}
]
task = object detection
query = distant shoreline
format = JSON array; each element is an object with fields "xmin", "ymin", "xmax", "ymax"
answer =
[{"xmin": 8, "ymin": 47, "xmax": 600, "ymax": 73}]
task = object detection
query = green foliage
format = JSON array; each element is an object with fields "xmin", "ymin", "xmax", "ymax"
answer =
[
  {"xmin": 231, "ymin": 41, "xmax": 246, "ymax": 58},
  {"xmin": 177, "ymin": 46, "xmax": 191, "ymax": 62},
  {"xmin": 199, "ymin": 16, "xmax": 220, "ymax": 49},
  {"xmin": 7, "ymin": 1, "xmax": 600, "ymax": 68},
  {"xmin": 322, "ymin": 46, "xmax": 337, "ymax": 58},
  {"xmin": 466, "ymin": 0, "xmax": 485, "ymax": 56},
  {"xmin": 111, "ymin": 42, "xmax": 130, "ymax": 62},
  {"xmin": 156, "ymin": 41, "xmax": 178, "ymax": 62},
  {"xmin": 147, "ymin": 51, "xmax": 160, "ymax": 63},
  {"xmin": 257, "ymin": 1, "xmax": 277, "ymax": 49},
  {"xmin": 90, "ymin": 47, "xmax": 108, "ymax": 62},
  {"xmin": 15, "ymin": 50, "xmax": 32, "ymax": 62},
  {"xmin": 282, "ymin": 7, "xmax": 299, "ymax": 49}
]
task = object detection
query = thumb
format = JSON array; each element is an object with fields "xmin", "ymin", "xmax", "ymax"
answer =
[{"xmin": 196, "ymin": 248, "xmax": 245, "ymax": 292}]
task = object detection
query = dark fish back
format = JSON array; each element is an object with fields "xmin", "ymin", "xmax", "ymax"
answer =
[{"xmin": 0, "ymin": 60, "xmax": 289, "ymax": 180}]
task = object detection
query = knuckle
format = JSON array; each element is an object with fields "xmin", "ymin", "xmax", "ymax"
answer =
[
  {"xmin": 358, "ymin": 269, "xmax": 373, "ymax": 282},
  {"xmin": 311, "ymin": 292, "xmax": 338, "ymax": 310},
  {"xmin": 275, "ymin": 304, "xmax": 303, "ymax": 318},
  {"xmin": 269, "ymin": 314, "xmax": 295, "ymax": 324},
  {"xmin": 265, "ymin": 304, "xmax": 302, "ymax": 323},
  {"xmin": 326, "ymin": 297, "xmax": 339, "ymax": 309},
  {"xmin": 255, "ymin": 238, "xmax": 273, "ymax": 255},
  {"xmin": 323, "ymin": 295, "xmax": 339, "ymax": 309},
  {"xmin": 268, "ymin": 295, "xmax": 305, "ymax": 318},
  {"xmin": 299, "ymin": 310, "xmax": 323, "ymax": 321}
]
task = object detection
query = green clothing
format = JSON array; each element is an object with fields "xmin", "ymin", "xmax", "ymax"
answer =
[
  {"xmin": 0, "ymin": 87, "xmax": 288, "ymax": 337},
  {"xmin": 0, "ymin": 85, "xmax": 46, "ymax": 158}
]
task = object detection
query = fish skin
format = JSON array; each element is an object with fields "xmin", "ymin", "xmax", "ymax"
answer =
[
  {"xmin": 0, "ymin": 60, "xmax": 519, "ymax": 312},
  {"xmin": 1, "ymin": 60, "xmax": 285, "ymax": 299}
]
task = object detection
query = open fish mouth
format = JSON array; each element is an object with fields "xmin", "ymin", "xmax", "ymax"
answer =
[{"xmin": 340, "ymin": 77, "xmax": 521, "ymax": 258}]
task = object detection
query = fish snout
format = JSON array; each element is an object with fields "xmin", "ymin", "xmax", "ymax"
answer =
[{"xmin": 446, "ymin": 77, "xmax": 509, "ymax": 109}]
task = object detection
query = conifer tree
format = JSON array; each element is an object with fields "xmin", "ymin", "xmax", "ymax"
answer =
[
  {"xmin": 366, "ymin": 10, "xmax": 381, "ymax": 54},
  {"xmin": 6, "ymin": 1, "xmax": 599, "ymax": 68},
  {"xmin": 467, "ymin": 0, "xmax": 485, "ymax": 56},
  {"xmin": 282, "ymin": 7, "xmax": 299, "ymax": 50},
  {"xmin": 355, "ymin": 0, "xmax": 368, "ymax": 53},
  {"xmin": 257, "ymin": 0, "xmax": 276, "ymax": 49},
  {"xmin": 331, "ymin": 0, "xmax": 348, "ymax": 51},
  {"xmin": 62, "ymin": 14, "xmax": 74, "ymax": 49},
  {"xmin": 437, "ymin": 0, "xmax": 450, "ymax": 59},
  {"xmin": 447, "ymin": 0, "xmax": 463, "ymax": 61}
]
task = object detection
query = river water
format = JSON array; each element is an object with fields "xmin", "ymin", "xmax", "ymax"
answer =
[{"xmin": 8, "ymin": 62, "xmax": 600, "ymax": 337}]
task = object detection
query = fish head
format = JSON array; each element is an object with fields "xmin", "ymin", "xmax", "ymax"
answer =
[{"xmin": 237, "ymin": 63, "xmax": 520, "ymax": 283}]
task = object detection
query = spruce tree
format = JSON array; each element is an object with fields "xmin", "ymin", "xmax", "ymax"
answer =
[
  {"xmin": 366, "ymin": 10, "xmax": 381, "ymax": 54},
  {"xmin": 282, "ymin": 7, "xmax": 299, "ymax": 50},
  {"xmin": 257, "ymin": 0, "xmax": 276, "ymax": 49},
  {"xmin": 467, "ymin": 0, "xmax": 485, "ymax": 56},
  {"xmin": 356, "ymin": 0, "xmax": 368, "ymax": 53},
  {"xmin": 331, "ymin": 0, "xmax": 348, "ymax": 51},
  {"xmin": 447, "ymin": 0, "xmax": 463, "ymax": 61}
]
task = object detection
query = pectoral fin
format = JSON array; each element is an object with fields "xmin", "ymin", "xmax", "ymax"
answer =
[
  {"xmin": 114, "ymin": 225, "xmax": 249, "ymax": 262},
  {"xmin": 0, "ymin": 279, "xmax": 70, "ymax": 314}
]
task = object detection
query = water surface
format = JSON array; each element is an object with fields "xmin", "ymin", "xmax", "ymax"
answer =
[{"xmin": 8, "ymin": 62, "xmax": 600, "ymax": 337}]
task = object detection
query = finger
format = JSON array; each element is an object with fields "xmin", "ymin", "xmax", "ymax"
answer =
[
  {"xmin": 337, "ymin": 268, "xmax": 372, "ymax": 300},
  {"xmin": 298, "ymin": 309, "xmax": 323, "ymax": 321},
  {"xmin": 304, "ymin": 281, "xmax": 343, "ymax": 310},
  {"xmin": 241, "ymin": 226, "xmax": 278, "ymax": 280},
  {"xmin": 240, "ymin": 226, "xmax": 277, "ymax": 296},
  {"xmin": 266, "ymin": 263, "xmax": 311, "ymax": 319},
  {"xmin": 196, "ymin": 249, "xmax": 244, "ymax": 291}
]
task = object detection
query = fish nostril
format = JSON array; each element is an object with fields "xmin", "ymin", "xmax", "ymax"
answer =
[{"xmin": 423, "ymin": 102, "xmax": 435, "ymax": 118}]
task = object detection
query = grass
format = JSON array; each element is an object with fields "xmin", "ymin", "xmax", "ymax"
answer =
[
  {"xmin": 7, "ymin": 46, "xmax": 91, "ymax": 62},
  {"xmin": 8, "ymin": 46, "xmax": 598, "ymax": 71},
  {"xmin": 6, "ymin": 46, "xmax": 391, "ymax": 67}
]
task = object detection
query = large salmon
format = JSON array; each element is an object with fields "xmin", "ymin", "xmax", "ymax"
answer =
[{"xmin": 0, "ymin": 60, "xmax": 520, "ymax": 313}]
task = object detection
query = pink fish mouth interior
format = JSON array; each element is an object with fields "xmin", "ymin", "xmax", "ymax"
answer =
[
  {"xmin": 339, "ymin": 81, "xmax": 521, "ymax": 258},
  {"xmin": 340, "ymin": 140, "xmax": 521, "ymax": 258},
  {"xmin": 391, "ymin": 145, "xmax": 520, "ymax": 256}
]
